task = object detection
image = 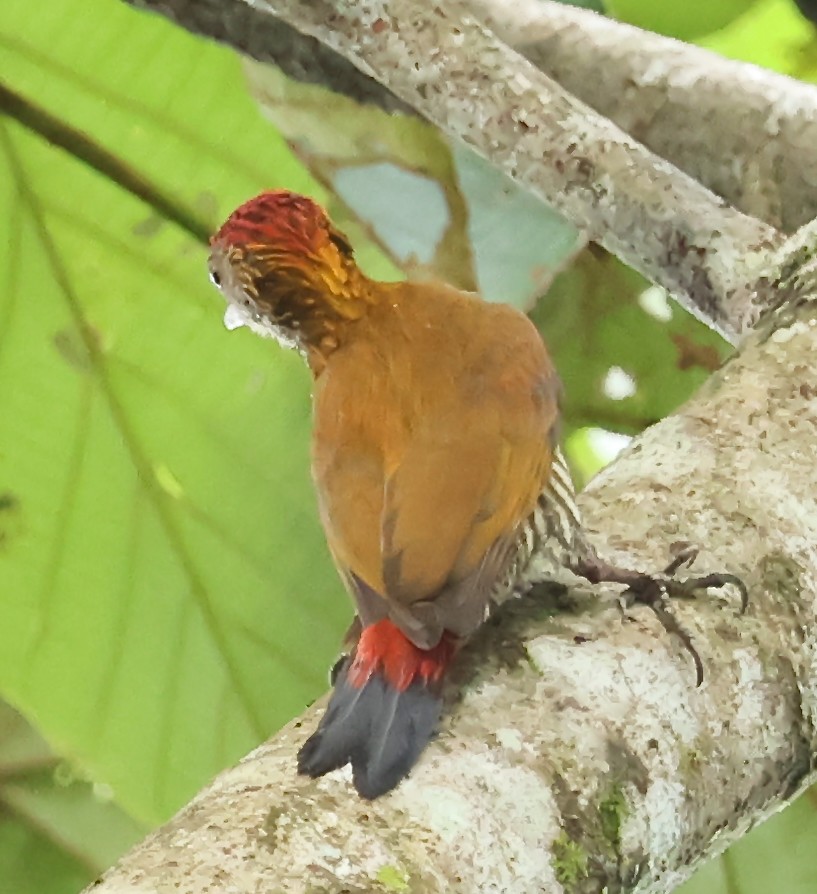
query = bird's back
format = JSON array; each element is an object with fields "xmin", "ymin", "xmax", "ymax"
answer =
[{"xmin": 311, "ymin": 279, "xmax": 559, "ymax": 648}]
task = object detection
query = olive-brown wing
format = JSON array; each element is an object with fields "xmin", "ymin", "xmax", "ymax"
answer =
[{"xmin": 378, "ymin": 313, "xmax": 560, "ymax": 644}]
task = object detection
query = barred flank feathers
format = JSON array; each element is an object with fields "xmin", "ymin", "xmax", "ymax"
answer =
[
  {"xmin": 544, "ymin": 446, "xmax": 582, "ymax": 549},
  {"xmin": 501, "ymin": 446, "xmax": 582, "ymax": 598}
]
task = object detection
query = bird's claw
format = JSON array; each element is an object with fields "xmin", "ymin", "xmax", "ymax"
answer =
[
  {"xmin": 661, "ymin": 572, "xmax": 749, "ymax": 615},
  {"xmin": 620, "ymin": 559, "xmax": 748, "ymax": 687},
  {"xmin": 572, "ymin": 544, "xmax": 748, "ymax": 687},
  {"xmin": 621, "ymin": 576, "xmax": 705, "ymax": 686},
  {"xmin": 662, "ymin": 543, "xmax": 699, "ymax": 577}
]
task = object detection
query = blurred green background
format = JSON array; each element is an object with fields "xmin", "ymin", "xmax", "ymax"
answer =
[{"xmin": 0, "ymin": 0, "xmax": 815, "ymax": 890}]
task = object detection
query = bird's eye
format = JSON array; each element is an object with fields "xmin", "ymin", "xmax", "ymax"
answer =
[{"xmin": 209, "ymin": 269, "xmax": 222, "ymax": 287}]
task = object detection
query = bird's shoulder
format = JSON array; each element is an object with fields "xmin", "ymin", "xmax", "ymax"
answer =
[
  {"xmin": 314, "ymin": 278, "xmax": 558, "ymax": 448},
  {"xmin": 364, "ymin": 279, "xmax": 552, "ymax": 379}
]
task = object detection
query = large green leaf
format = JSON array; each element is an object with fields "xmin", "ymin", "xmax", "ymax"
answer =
[
  {"xmin": 700, "ymin": 0, "xmax": 817, "ymax": 81},
  {"xmin": 606, "ymin": 0, "xmax": 758, "ymax": 39},
  {"xmin": 680, "ymin": 791, "xmax": 817, "ymax": 894},
  {"xmin": 0, "ymin": 0, "xmax": 355, "ymax": 824},
  {"xmin": 0, "ymin": 701, "xmax": 145, "ymax": 894}
]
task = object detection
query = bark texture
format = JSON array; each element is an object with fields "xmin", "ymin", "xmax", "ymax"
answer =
[
  {"xmin": 85, "ymin": 288, "xmax": 817, "ymax": 893},
  {"xmin": 126, "ymin": 0, "xmax": 817, "ymax": 233},
  {"xmin": 128, "ymin": 0, "xmax": 781, "ymax": 342},
  {"xmin": 469, "ymin": 0, "xmax": 817, "ymax": 234}
]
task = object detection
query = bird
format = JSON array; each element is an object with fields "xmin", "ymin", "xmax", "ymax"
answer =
[{"xmin": 208, "ymin": 190, "xmax": 746, "ymax": 799}]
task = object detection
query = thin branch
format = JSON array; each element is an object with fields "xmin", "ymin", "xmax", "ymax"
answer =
[
  {"xmin": 125, "ymin": 0, "xmax": 413, "ymax": 114},
  {"xmin": 85, "ymin": 283, "xmax": 817, "ymax": 894},
  {"xmin": 0, "ymin": 81, "xmax": 211, "ymax": 243}
]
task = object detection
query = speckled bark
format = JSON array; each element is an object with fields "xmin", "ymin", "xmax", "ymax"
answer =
[
  {"xmin": 469, "ymin": 0, "xmax": 817, "ymax": 234},
  {"xmin": 85, "ymin": 286, "xmax": 817, "ymax": 892},
  {"xmin": 127, "ymin": 0, "xmax": 782, "ymax": 342},
  {"xmin": 125, "ymin": 0, "xmax": 817, "ymax": 235}
]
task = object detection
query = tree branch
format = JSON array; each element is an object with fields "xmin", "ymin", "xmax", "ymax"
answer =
[
  {"xmin": 262, "ymin": 0, "xmax": 786, "ymax": 340},
  {"xmin": 754, "ymin": 216, "xmax": 817, "ymax": 317},
  {"xmin": 126, "ymin": 0, "xmax": 781, "ymax": 342},
  {"xmin": 85, "ymin": 278, "xmax": 817, "ymax": 892},
  {"xmin": 469, "ymin": 0, "xmax": 817, "ymax": 234},
  {"xmin": 125, "ymin": 0, "xmax": 817, "ymax": 233}
]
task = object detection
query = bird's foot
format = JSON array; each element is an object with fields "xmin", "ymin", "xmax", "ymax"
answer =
[{"xmin": 570, "ymin": 544, "xmax": 747, "ymax": 686}]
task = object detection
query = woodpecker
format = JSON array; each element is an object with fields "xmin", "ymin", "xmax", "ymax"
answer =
[{"xmin": 208, "ymin": 190, "xmax": 746, "ymax": 799}]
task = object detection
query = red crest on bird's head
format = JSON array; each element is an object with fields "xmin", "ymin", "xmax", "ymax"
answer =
[{"xmin": 210, "ymin": 190, "xmax": 347, "ymax": 258}]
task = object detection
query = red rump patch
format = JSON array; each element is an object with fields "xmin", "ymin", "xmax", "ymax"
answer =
[
  {"xmin": 210, "ymin": 190, "xmax": 327, "ymax": 254},
  {"xmin": 348, "ymin": 620, "xmax": 457, "ymax": 692}
]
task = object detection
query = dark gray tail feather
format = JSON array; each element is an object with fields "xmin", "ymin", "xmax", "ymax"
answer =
[{"xmin": 297, "ymin": 657, "xmax": 443, "ymax": 799}]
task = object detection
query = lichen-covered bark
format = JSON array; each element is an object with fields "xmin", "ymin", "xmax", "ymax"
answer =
[
  {"xmin": 136, "ymin": 0, "xmax": 780, "ymax": 342},
  {"xmin": 85, "ymin": 290, "xmax": 817, "ymax": 893},
  {"xmin": 125, "ymin": 0, "xmax": 817, "ymax": 234},
  {"xmin": 470, "ymin": 0, "xmax": 817, "ymax": 234}
]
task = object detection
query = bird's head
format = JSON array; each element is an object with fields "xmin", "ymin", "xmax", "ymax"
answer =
[{"xmin": 208, "ymin": 190, "xmax": 366, "ymax": 353}]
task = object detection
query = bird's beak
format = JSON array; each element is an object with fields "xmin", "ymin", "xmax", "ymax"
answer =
[{"xmin": 223, "ymin": 303, "xmax": 247, "ymax": 331}]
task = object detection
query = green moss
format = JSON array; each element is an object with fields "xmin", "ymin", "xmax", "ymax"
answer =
[
  {"xmin": 679, "ymin": 746, "xmax": 703, "ymax": 775},
  {"xmin": 552, "ymin": 832, "xmax": 589, "ymax": 887},
  {"xmin": 599, "ymin": 782, "xmax": 629, "ymax": 853},
  {"xmin": 376, "ymin": 864, "xmax": 410, "ymax": 892}
]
